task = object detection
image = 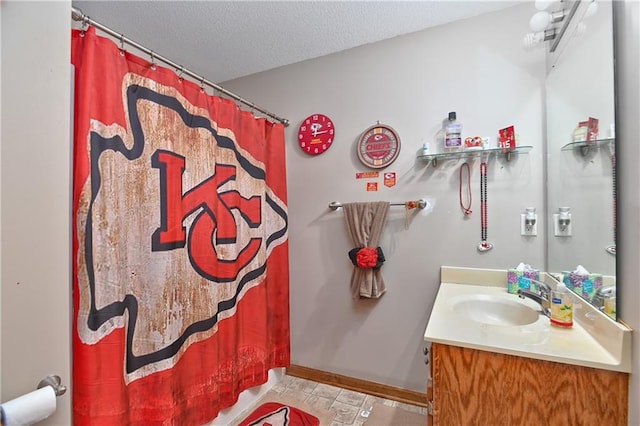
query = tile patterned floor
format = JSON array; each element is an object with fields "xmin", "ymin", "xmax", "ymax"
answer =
[{"xmin": 270, "ymin": 375, "xmax": 427, "ymax": 426}]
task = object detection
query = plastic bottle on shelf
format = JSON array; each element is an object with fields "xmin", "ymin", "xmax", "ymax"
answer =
[
  {"xmin": 550, "ymin": 282, "xmax": 573, "ymax": 328},
  {"xmin": 420, "ymin": 142, "xmax": 430, "ymax": 156},
  {"xmin": 444, "ymin": 112, "xmax": 463, "ymax": 151},
  {"xmin": 604, "ymin": 288, "xmax": 616, "ymax": 317}
]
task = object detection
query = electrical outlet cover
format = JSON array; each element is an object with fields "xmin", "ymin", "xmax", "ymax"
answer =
[
  {"xmin": 553, "ymin": 213, "xmax": 572, "ymax": 236},
  {"xmin": 520, "ymin": 214, "xmax": 537, "ymax": 236}
]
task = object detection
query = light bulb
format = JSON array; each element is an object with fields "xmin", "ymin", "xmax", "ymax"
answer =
[
  {"xmin": 529, "ymin": 11, "xmax": 551, "ymax": 32},
  {"xmin": 523, "ymin": 32, "xmax": 545, "ymax": 51}
]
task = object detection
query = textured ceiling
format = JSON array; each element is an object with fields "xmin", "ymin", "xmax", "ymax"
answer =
[{"xmin": 71, "ymin": 1, "xmax": 521, "ymax": 83}]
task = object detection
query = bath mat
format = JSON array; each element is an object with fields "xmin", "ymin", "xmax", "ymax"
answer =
[
  {"xmin": 234, "ymin": 390, "xmax": 336, "ymax": 426},
  {"xmin": 238, "ymin": 402, "xmax": 319, "ymax": 426},
  {"xmin": 364, "ymin": 402, "xmax": 426, "ymax": 426}
]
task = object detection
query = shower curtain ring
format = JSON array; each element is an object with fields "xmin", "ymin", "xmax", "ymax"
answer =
[
  {"xmin": 177, "ymin": 66, "xmax": 185, "ymax": 82},
  {"xmin": 150, "ymin": 51, "xmax": 157, "ymax": 70},
  {"xmin": 119, "ymin": 34, "xmax": 125, "ymax": 56},
  {"xmin": 80, "ymin": 15, "xmax": 89, "ymax": 37},
  {"xmin": 200, "ymin": 76, "xmax": 206, "ymax": 93}
]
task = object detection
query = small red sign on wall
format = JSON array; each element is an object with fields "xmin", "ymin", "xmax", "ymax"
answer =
[
  {"xmin": 366, "ymin": 182, "xmax": 378, "ymax": 192},
  {"xmin": 356, "ymin": 171, "xmax": 379, "ymax": 179},
  {"xmin": 383, "ymin": 172, "xmax": 396, "ymax": 188}
]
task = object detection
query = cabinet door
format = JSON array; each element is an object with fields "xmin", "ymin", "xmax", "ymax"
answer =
[
  {"xmin": 431, "ymin": 343, "xmax": 628, "ymax": 426},
  {"xmin": 426, "ymin": 345, "xmax": 433, "ymax": 426}
]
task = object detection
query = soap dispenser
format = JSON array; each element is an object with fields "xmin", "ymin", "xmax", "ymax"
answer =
[{"xmin": 550, "ymin": 282, "xmax": 573, "ymax": 328}]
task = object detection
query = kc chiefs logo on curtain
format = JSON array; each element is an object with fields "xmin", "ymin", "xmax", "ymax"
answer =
[{"xmin": 75, "ymin": 75, "xmax": 288, "ymax": 383}]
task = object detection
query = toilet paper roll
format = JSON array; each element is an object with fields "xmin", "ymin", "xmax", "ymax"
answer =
[{"xmin": 1, "ymin": 386, "xmax": 57, "ymax": 426}]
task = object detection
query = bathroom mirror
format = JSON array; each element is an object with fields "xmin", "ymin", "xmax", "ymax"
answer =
[{"xmin": 545, "ymin": 0, "xmax": 616, "ymax": 319}]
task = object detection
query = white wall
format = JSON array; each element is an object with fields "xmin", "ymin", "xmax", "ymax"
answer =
[
  {"xmin": 1, "ymin": 1, "xmax": 72, "ymax": 425},
  {"xmin": 224, "ymin": 3, "xmax": 546, "ymax": 393},
  {"xmin": 615, "ymin": 1, "xmax": 640, "ymax": 424}
]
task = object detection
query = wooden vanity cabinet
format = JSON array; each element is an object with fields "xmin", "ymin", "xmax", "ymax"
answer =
[{"xmin": 427, "ymin": 343, "xmax": 629, "ymax": 426}]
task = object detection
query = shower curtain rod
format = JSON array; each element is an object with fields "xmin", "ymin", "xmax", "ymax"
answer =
[{"xmin": 71, "ymin": 6, "xmax": 290, "ymax": 127}]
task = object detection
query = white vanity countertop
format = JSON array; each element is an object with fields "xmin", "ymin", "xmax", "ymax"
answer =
[{"xmin": 423, "ymin": 267, "xmax": 632, "ymax": 373}]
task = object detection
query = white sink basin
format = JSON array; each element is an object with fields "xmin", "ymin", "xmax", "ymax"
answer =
[{"xmin": 450, "ymin": 294, "xmax": 540, "ymax": 326}]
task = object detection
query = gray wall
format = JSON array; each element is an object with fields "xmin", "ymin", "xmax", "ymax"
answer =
[
  {"xmin": 1, "ymin": 1, "xmax": 72, "ymax": 425},
  {"xmin": 224, "ymin": 4, "xmax": 546, "ymax": 393}
]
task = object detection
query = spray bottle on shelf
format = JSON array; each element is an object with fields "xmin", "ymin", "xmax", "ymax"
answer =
[
  {"xmin": 550, "ymin": 282, "xmax": 573, "ymax": 328},
  {"xmin": 444, "ymin": 112, "xmax": 463, "ymax": 151}
]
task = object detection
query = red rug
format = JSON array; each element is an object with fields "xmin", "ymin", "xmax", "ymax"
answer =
[{"xmin": 238, "ymin": 402, "xmax": 319, "ymax": 426}]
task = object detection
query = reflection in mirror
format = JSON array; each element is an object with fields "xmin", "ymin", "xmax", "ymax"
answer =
[{"xmin": 545, "ymin": 0, "xmax": 616, "ymax": 319}]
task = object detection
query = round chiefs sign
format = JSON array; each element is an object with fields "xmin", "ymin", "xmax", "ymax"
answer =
[{"xmin": 356, "ymin": 123, "xmax": 401, "ymax": 169}]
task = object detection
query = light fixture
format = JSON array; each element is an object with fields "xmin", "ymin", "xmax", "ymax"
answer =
[
  {"xmin": 524, "ymin": 8, "xmax": 564, "ymax": 50},
  {"xmin": 524, "ymin": 0, "xmax": 581, "ymax": 53},
  {"xmin": 523, "ymin": 29, "xmax": 557, "ymax": 51},
  {"xmin": 529, "ymin": 9, "xmax": 565, "ymax": 32},
  {"xmin": 530, "ymin": 11, "xmax": 551, "ymax": 32}
]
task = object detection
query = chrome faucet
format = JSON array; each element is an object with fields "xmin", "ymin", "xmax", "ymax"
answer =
[
  {"xmin": 592, "ymin": 286, "xmax": 616, "ymax": 310},
  {"xmin": 517, "ymin": 278, "xmax": 552, "ymax": 318}
]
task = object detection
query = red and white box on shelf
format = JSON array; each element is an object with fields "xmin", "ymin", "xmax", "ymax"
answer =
[
  {"xmin": 586, "ymin": 117, "xmax": 599, "ymax": 141},
  {"xmin": 498, "ymin": 125, "xmax": 516, "ymax": 149}
]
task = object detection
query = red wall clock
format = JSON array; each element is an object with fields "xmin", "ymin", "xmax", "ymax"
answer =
[
  {"xmin": 357, "ymin": 123, "xmax": 401, "ymax": 169},
  {"xmin": 297, "ymin": 114, "xmax": 334, "ymax": 155}
]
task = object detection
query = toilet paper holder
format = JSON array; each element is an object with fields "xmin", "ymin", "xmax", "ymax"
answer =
[{"xmin": 37, "ymin": 375, "xmax": 66, "ymax": 397}]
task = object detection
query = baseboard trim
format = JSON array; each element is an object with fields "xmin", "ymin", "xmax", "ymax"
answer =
[{"xmin": 286, "ymin": 364, "xmax": 427, "ymax": 408}]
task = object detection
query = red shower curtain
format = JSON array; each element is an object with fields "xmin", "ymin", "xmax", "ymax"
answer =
[{"xmin": 71, "ymin": 27, "xmax": 289, "ymax": 425}]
